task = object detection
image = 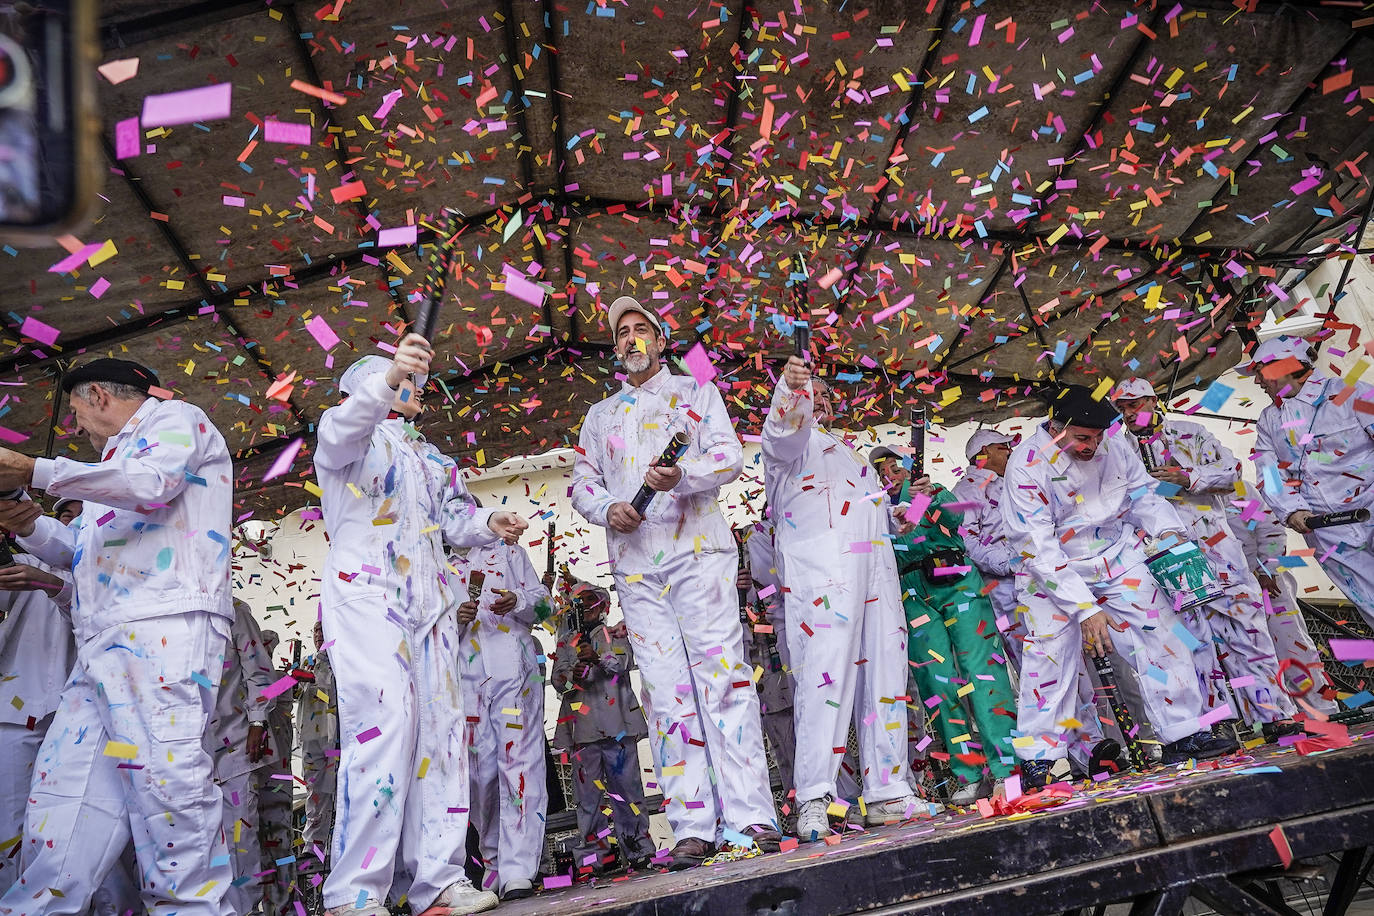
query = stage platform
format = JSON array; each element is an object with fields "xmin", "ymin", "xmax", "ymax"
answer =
[{"xmin": 498, "ymin": 730, "xmax": 1374, "ymax": 916}]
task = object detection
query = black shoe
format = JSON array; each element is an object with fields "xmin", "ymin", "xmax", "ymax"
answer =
[
  {"xmin": 1261, "ymin": 720, "xmax": 1306, "ymax": 744},
  {"xmin": 667, "ymin": 836, "xmax": 716, "ymax": 871},
  {"xmin": 1161, "ymin": 730, "xmax": 1239, "ymax": 765},
  {"xmin": 627, "ymin": 854, "xmax": 652, "ymax": 871},
  {"xmin": 740, "ymin": 824, "xmax": 782, "ymax": 853},
  {"xmin": 500, "ymin": 879, "xmax": 534, "ymax": 900},
  {"xmin": 1088, "ymin": 738, "xmax": 1128, "ymax": 778},
  {"xmin": 1211, "ymin": 717, "xmax": 1242, "ymax": 744},
  {"xmin": 1020, "ymin": 759, "xmax": 1054, "ymax": 790}
]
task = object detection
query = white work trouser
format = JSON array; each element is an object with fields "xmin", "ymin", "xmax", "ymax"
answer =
[
  {"xmin": 322, "ymin": 596, "xmax": 470, "ymax": 913},
  {"xmin": 781, "ymin": 536, "xmax": 911, "ymax": 806},
  {"xmin": 616, "ymin": 547, "xmax": 776, "ymax": 843},
  {"xmin": 0, "ymin": 613, "xmax": 232, "ymax": 916},
  {"xmin": 1308, "ymin": 526, "xmax": 1374, "ymax": 631},
  {"xmin": 301, "ymin": 740, "xmax": 338, "ymax": 863},
  {"xmin": 1015, "ymin": 556, "xmax": 1205, "ymax": 760},
  {"xmin": 1266, "ymin": 575, "xmax": 1340, "ymax": 716},
  {"xmin": 0, "ymin": 718, "xmax": 48, "ymax": 892},
  {"xmin": 464, "ymin": 669, "xmax": 547, "ymax": 891},
  {"xmin": 218, "ymin": 766, "xmax": 263, "ymax": 916}
]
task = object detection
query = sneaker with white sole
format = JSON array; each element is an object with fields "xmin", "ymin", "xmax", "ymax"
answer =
[
  {"xmin": 327, "ymin": 902, "xmax": 389, "ymax": 916},
  {"xmin": 948, "ymin": 780, "xmax": 984, "ymax": 806},
  {"xmin": 500, "ymin": 878, "xmax": 534, "ymax": 900},
  {"xmin": 795, "ymin": 795, "xmax": 832, "ymax": 842},
  {"xmin": 424, "ymin": 880, "xmax": 500, "ymax": 914},
  {"xmin": 864, "ymin": 794, "xmax": 924, "ymax": 825}
]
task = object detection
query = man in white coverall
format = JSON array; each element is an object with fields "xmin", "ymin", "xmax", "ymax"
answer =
[
  {"xmin": 1248, "ymin": 335, "xmax": 1374, "ymax": 630},
  {"xmin": 0, "ymin": 358, "xmax": 235, "ymax": 915},
  {"xmin": 453, "ymin": 537, "xmax": 549, "ymax": 901},
  {"xmin": 761, "ymin": 355, "xmax": 920, "ymax": 841},
  {"xmin": 1226, "ymin": 492, "xmax": 1340, "ymax": 717},
  {"xmin": 314, "ymin": 334, "xmax": 528, "ymax": 916},
  {"xmin": 1112, "ymin": 378, "xmax": 1301, "ymax": 741},
  {"xmin": 212, "ymin": 599, "xmax": 278, "ymax": 916},
  {"xmin": 1002, "ymin": 385, "xmax": 1238, "ymax": 788},
  {"xmin": 0, "ymin": 541, "xmax": 75, "ymax": 894},
  {"xmin": 950, "ymin": 429, "xmax": 1025, "ymax": 672},
  {"xmin": 571, "ymin": 296, "xmax": 779, "ymax": 870}
]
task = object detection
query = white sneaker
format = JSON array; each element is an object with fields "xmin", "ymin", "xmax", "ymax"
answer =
[
  {"xmin": 795, "ymin": 795, "xmax": 832, "ymax": 842},
  {"xmin": 865, "ymin": 794, "xmax": 926, "ymax": 825},
  {"xmin": 426, "ymin": 881, "xmax": 500, "ymax": 914},
  {"xmin": 327, "ymin": 903, "xmax": 389, "ymax": 916},
  {"xmin": 948, "ymin": 781, "xmax": 983, "ymax": 806}
]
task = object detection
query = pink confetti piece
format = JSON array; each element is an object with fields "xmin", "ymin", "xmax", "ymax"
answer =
[
  {"xmin": 374, "ymin": 89, "xmax": 402, "ymax": 120},
  {"xmin": 903, "ymin": 493, "xmax": 932, "ymax": 524},
  {"xmin": 817, "ymin": 267, "xmax": 844, "ymax": 290},
  {"xmin": 501, "ymin": 263, "xmax": 548, "ymax": 307},
  {"xmin": 1329, "ymin": 639, "xmax": 1374, "ymax": 662},
  {"xmin": 97, "ymin": 58, "xmax": 139, "ymax": 84},
  {"xmin": 0, "ymin": 427, "xmax": 30, "ymax": 444},
  {"xmin": 141, "ymin": 82, "xmax": 233, "ymax": 128},
  {"xmin": 305, "ymin": 315, "xmax": 341, "ymax": 351},
  {"xmin": 89, "ymin": 277, "xmax": 111, "ymax": 299},
  {"xmin": 264, "ymin": 119, "xmax": 311, "ymax": 145},
  {"xmin": 357, "ymin": 726, "xmax": 382, "ymax": 743},
  {"xmin": 263, "ymin": 438, "xmax": 304, "ymax": 482},
  {"xmin": 683, "ymin": 341, "xmax": 718, "ymax": 386},
  {"xmin": 115, "ymin": 117, "xmax": 140, "ymax": 159},
  {"xmin": 48, "ymin": 242, "xmax": 102, "ymax": 275},
  {"xmin": 1197, "ymin": 702, "xmax": 1234, "ymax": 728},
  {"xmin": 258, "ymin": 674, "xmax": 297, "ymax": 701},
  {"xmin": 871, "ymin": 293, "xmax": 914, "ymax": 325},
  {"xmin": 542, "ymin": 875, "xmax": 572, "ymax": 890},
  {"xmin": 19, "ymin": 316, "xmax": 60, "ymax": 346},
  {"xmin": 377, "ymin": 225, "xmax": 418, "ymax": 247}
]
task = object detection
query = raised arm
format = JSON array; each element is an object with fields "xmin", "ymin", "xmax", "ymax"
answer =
[{"xmin": 315, "ymin": 371, "xmax": 394, "ymax": 473}]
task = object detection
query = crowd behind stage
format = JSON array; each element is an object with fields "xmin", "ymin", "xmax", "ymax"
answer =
[{"xmin": 0, "ymin": 296, "xmax": 1370, "ymax": 916}]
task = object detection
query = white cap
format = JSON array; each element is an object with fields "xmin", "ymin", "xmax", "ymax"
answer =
[
  {"xmin": 965, "ymin": 428, "xmax": 1018, "ymax": 463},
  {"xmin": 339, "ymin": 353, "xmax": 427, "ymax": 396},
  {"xmin": 1241, "ymin": 336, "xmax": 1315, "ymax": 375},
  {"xmin": 607, "ymin": 295, "xmax": 663, "ymax": 338},
  {"xmin": 1111, "ymin": 377, "xmax": 1156, "ymax": 402}
]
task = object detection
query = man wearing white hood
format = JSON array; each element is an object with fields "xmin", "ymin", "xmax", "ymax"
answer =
[
  {"xmin": 314, "ymin": 333, "xmax": 528, "ymax": 916},
  {"xmin": 1249, "ymin": 335, "xmax": 1374, "ymax": 631}
]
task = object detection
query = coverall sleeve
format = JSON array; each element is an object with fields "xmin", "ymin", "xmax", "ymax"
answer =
[
  {"xmin": 572, "ymin": 409, "xmax": 617, "ymax": 527},
  {"xmin": 673, "ymin": 383, "xmax": 744, "ymax": 495},
  {"xmin": 31, "ymin": 402, "xmax": 205, "ymax": 512},
  {"xmin": 761, "ymin": 377, "xmax": 814, "ymax": 467},
  {"xmin": 314, "ymin": 373, "xmax": 394, "ymax": 472},
  {"xmin": 15, "ymin": 515, "xmax": 76, "ymax": 571}
]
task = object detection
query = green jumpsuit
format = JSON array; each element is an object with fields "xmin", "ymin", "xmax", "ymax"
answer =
[{"xmin": 895, "ymin": 480, "xmax": 1016, "ymax": 786}]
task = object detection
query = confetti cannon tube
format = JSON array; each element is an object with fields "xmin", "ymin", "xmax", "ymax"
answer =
[
  {"xmin": 629, "ymin": 431, "xmax": 690, "ymax": 517},
  {"xmin": 1091, "ymin": 654, "xmax": 1149, "ymax": 772},
  {"xmin": 1305, "ymin": 508, "xmax": 1371, "ymax": 529},
  {"xmin": 910, "ymin": 405, "xmax": 927, "ymax": 480}
]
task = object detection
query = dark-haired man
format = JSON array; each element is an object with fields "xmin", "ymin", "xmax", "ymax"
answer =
[{"xmin": 1001, "ymin": 385, "xmax": 1237, "ymax": 788}]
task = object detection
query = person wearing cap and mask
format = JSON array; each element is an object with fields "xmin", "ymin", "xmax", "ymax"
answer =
[
  {"xmin": 949, "ymin": 430, "xmax": 1024, "ymax": 672},
  {"xmin": 0, "ymin": 358, "xmax": 237, "ymax": 916},
  {"xmin": 761, "ymin": 355, "xmax": 923, "ymax": 841},
  {"xmin": 1225, "ymin": 490, "xmax": 1340, "ymax": 717},
  {"xmin": 314, "ymin": 333, "xmax": 529, "ymax": 916},
  {"xmin": 869, "ymin": 444, "xmax": 1017, "ymax": 806},
  {"xmin": 1001, "ymin": 385, "xmax": 1239, "ymax": 788},
  {"xmin": 1249, "ymin": 335, "xmax": 1374, "ymax": 630},
  {"xmin": 52, "ymin": 497, "xmax": 82, "ymax": 526},
  {"xmin": 1112, "ymin": 378, "xmax": 1301, "ymax": 743},
  {"xmin": 450, "ymin": 518, "xmax": 551, "ymax": 902},
  {"xmin": 572, "ymin": 296, "xmax": 779, "ymax": 869},
  {"xmin": 550, "ymin": 583, "xmax": 656, "ymax": 876}
]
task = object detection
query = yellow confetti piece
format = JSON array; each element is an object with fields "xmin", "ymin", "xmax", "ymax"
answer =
[
  {"xmin": 956, "ymin": 683, "xmax": 975, "ymax": 698},
  {"xmin": 501, "ymin": 707, "xmax": 521, "ymax": 716},
  {"xmin": 417, "ymin": 757, "xmax": 430, "ymax": 778},
  {"xmin": 950, "ymin": 733, "xmax": 972, "ymax": 744},
  {"xmin": 661, "ymin": 765, "xmax": 685, "ymax": 776},
  {"xmin": 625, "ymin": 573, "xmax": 644, "ymax": 584},
  {"xmin": 826, "ymin": 800, "xmax": 849, "ymax": 818},
  {"xmin": 1057, "ymin": 717, "xmax": 1084, "ymax": 730},
  {"xmin": 103, "ymin": 741, "xmax": 138, "ymax": 759}
]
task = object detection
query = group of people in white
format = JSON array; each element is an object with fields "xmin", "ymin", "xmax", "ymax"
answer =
[{"xmin": 0, "ymin": 292, "xmax": 1364, "ymax": 916}]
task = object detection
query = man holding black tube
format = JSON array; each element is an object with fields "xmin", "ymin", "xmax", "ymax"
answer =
[
  {"xmin": 571, "ymin": 296, "xmax": 779, "ymax": 870},
  {"xmin": 1249, "ymin": 335, "xmax": 1374, "ymax": 631}
]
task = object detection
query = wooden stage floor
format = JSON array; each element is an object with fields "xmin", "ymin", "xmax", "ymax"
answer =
[{"xmin": 495, "ymin": 729, "xmax": 1374, "ymax": 915}]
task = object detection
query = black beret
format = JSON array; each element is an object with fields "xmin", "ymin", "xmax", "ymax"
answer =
[
  {"xmin": 62, "ymin": 358, "xmax": 160, "ymax": 395},
  {"xmin": 1047, "ymin": 384, "xmax": 1120, "ymax": 430}
]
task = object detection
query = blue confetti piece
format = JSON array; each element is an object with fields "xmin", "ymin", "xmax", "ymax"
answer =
[
  {"xmin": 1171, "ymin": 623, "xmax": 1201, "ymax": 651},
  {"xmin": 1342, "ymin": 689, "xmax": 1373, "ymax": 710},
  {"xmin": 1198, "ymin": 380, "xmax": 1234, "ymax": 412}
]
